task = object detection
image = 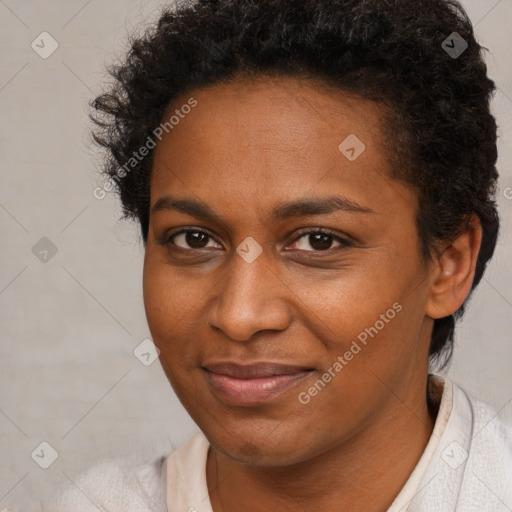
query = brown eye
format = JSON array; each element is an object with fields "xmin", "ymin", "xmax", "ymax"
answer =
[
  {"xmin": 307, "ymin": 233, "xmax": 335, "ymax": 250},
  {"xmin": 289, "ymin": 230, "xmax": 352, "ymax": 252},
  {"xmin": 168, "ymin": 230, "xmax": 221, "ymax": 250}
]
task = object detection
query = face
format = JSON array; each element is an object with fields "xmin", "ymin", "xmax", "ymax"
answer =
[{"xmin": 143, "ymin": 76, "xmax": 435, "ymax": 466}]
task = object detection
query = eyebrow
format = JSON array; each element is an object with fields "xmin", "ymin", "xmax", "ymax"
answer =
[{"xmin": 151, "ymin": 195, "xmax": 374, "ymax": 223}]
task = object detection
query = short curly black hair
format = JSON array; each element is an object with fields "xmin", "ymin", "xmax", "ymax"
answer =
[{"xmin": 91, "ymin": 0, "xmax": 500, "ymax": 369}]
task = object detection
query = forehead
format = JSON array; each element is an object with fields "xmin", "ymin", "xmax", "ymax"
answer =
[{"xmin": 150, "ymin": 76, "xmax": 415, "ymax": 221}]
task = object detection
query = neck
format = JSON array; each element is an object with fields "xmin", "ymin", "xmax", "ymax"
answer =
[{"xmin": 207, "ymin": 375, "xmax": 436, "ymax": 512}]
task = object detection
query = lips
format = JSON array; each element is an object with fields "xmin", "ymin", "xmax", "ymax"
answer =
[{"xmin": 203, "ymin": 362, "xmax": 314, "ymax": 406}]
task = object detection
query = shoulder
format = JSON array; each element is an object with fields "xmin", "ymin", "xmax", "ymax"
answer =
[
  {"xmin": 456, "ymin": 384, "xmax": 512, "ymax": 509},
  {"xmin": 407, "ymin": 379, "xmax": 512, "ymax": 511},
  {"xmin": 47, "ymin": 454, "xmax": 167, "ymax": 512},
  {"xmin": 463, "ymin": 386, "xmax": 512, "ymax": 456}
]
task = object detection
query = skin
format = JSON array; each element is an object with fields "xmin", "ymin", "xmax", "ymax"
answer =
[{"xmin": 143, "ymin": 76, "xmax": 482, "ymax": 511}]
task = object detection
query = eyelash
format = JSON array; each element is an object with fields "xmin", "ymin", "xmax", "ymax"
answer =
[{"xmin": 160, "ymin": 227, "xmax": 353, "ymax": 254}]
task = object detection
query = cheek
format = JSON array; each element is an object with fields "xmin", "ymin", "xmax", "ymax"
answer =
[
  {"xmin": 292, "ymin": 306, "xmax": 422, "ymax": 445},
  {"xmin": 143, "ymin": 246, "xmax": 203, "ymax": 327},
  {"xmin": 300, "ymin": 262, "xmax": 404, "ymax": 344},
  {"xmin": 315, "ymin": 285, "xmax": 428, "ymax": 411},
  {"xmin": 143, "ymin": 249, "xmax": 195, "ymax": 359},
  {"xmin": 143, "ymin": 254, "xmax": 207, "ymax": 405},
  {"xmin": 302, "ymin": 254, "xmax": 429, "ymax": 391}
]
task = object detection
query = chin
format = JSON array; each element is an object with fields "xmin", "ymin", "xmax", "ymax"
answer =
[{"xmin": 202, "ymin": 417, "xmax": 322, "ymax": 468}]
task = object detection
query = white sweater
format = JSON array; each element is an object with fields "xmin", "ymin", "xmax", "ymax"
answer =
[{"xmin": 48, "ymin": 377, "xmax": 512, "ymax": 512}]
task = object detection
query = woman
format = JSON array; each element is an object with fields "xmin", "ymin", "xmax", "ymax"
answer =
[{"xmin": 52, "ymin": 0, "xmax": 512, "ymax": 510}]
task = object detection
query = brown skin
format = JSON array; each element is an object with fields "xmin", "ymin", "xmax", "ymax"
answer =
[{"xmin": 143, "ymin": 76, "xmax": 482, "ymax": 511}]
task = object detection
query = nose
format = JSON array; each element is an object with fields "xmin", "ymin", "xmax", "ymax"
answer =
[{"xmin": 207, "ymin": 249, "xmax": 292, "ymax": 342}]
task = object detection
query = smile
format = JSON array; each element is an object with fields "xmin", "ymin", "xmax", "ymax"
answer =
[{"xmin": 203, "ymin": 362, "xmax": 314, "ymax": 406}]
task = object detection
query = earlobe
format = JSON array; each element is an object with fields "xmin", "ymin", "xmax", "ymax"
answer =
[{"xmin": 425, "ymin": 215, "xmax": 483, "ymax": 320}]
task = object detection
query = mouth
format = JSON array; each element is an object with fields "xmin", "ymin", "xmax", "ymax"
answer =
[{"xmin": 202, "ymin": 362, "xmax": 314, "ymax": 406}]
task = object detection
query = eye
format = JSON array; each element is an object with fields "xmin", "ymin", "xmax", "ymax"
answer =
[
  {"xmin": 161, "ymin": 227, "xmax": 352, "ymax": 253},
  {"xmin": 166, "ymin": 229, "xmax": 222, "ymax": 250},
  {"xmin": 288, "ymin": 229, "xmax": 352, "ymax": 252}
]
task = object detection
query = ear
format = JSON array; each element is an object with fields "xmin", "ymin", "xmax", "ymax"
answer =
[{"xmin": 425, "ymin": 215, "xmax": 483, "ymax": 320}]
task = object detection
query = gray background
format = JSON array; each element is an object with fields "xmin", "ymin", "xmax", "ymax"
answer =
[{"xmin": 1, "ymin": 0, "xmax": 511, "ymax": 509}]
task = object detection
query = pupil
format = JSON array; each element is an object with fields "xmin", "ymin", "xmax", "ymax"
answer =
[
  {"xmin": 310, "ymin": 233, "xmax": 332, "ymax": 250},
  {"xmin": 186, "ymin": 231, "xmax": 208, "ymax": 248}
]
